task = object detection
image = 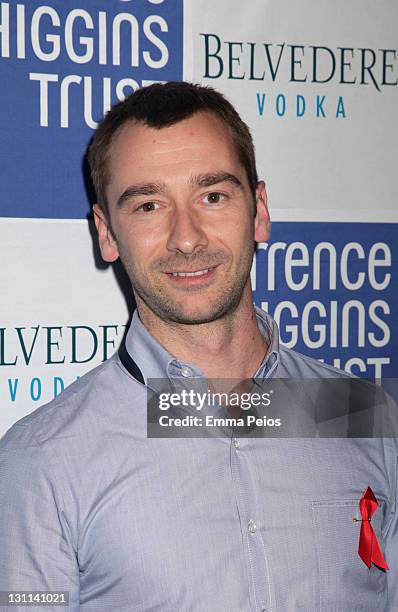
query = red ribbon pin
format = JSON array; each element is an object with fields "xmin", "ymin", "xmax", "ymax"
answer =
[{"xmin": 357, "ymin": 486, "xmax": 388, "ymax": 570}]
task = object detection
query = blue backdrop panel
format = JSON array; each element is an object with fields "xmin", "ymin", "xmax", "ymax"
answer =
[
  {"xmin": 0, "ymin": 0, "xmax": 184, "ymax": 219},
  {"xmin": 254, "ymin": 222, "xmax": 397, "ymax": 379}
]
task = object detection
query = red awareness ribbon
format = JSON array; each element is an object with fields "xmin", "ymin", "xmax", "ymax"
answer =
[{"xmin": 358, "ymin": 486, "xmax": 388, "ymax": 570}]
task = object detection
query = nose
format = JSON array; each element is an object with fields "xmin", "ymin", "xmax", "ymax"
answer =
[{"xmin": 166, "ymin": 208, "xmax": 209, "ymax": 254}]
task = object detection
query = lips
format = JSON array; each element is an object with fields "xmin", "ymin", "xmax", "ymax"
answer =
[
  {"xmin": 164, "ymin": 265, "xmax": 217, "ymax": 284},
  {"xmin": 168, "ymin": 267, "xmax": 214, "ymax": 277}
]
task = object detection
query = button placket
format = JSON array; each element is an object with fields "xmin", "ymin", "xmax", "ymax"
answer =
[{"xmin": 230, "ymin": 437, "xmax": 271, "ymax": 611}]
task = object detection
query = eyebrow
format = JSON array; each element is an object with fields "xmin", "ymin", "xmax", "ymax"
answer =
[
  {"xmin": 116, "ymin": 172, "xmax": 243, "ymax": 209},
  {"xmin": 116, "ymin": 182, "xmax": 166, "ymax": 209},
  {"xmin": 191, "ymin": 172, "xmax": 243, "ymax": 189}
]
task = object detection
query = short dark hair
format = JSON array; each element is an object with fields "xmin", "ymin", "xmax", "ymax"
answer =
[{"xmin": 88, "ymin": 81, "xmax": 258, "ymax": 219}]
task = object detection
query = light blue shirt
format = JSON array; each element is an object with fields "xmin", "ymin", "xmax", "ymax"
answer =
[{"xmin": 0, "ymin": 306, "xmax": 397, "ymax": 611}]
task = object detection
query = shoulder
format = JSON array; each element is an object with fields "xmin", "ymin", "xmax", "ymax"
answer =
[
  {"xmin": 0, "ymin": 353, "xmax": 143, "ymax": 453},
  {"xmin": 278, "ymin": 346, "xmax": 398, "ymax": 442},
  {"xmin": 278, "ymin": 344, "xmax": 352, "ymax": 378}
]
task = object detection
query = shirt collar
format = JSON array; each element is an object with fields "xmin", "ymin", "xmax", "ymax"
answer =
[
  {"xmin": 122, "ymin": 305, "xmax": 280, "ymax": 384},
  {"xmin": 253, "ymin": 304, "xmax": 280, "ymax": 379},
  {"xmin": 123, "ymin": 309, "xmax": 177, "ymax": 383}
]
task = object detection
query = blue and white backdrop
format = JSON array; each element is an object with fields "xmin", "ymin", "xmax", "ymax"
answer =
[{"xmin": 0, "ymin": 0, "xmax": 397, "ymax": 435}]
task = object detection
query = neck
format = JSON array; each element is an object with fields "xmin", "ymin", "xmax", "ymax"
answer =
[{"xmin": 136, "ymin": 288, "xmax": 268, "ymax": 380}]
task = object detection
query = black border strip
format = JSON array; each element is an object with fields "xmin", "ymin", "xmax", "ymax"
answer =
[{"xmin": 118, "ymin": 338, "xmax": 145, "ymax": 385}]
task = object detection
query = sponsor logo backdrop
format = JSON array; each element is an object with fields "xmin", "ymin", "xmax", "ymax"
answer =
[{"xmin": 0, "ymin": 0, "xmax": 397, "ymax": 435}]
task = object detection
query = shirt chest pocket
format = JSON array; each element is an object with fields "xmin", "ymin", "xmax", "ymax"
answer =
[{"xmin": 311, "ymin": 499, "xmax": 387, "ymax": 612}]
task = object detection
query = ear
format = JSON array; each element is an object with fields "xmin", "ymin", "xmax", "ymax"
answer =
[
  {"xmin": 254, "ymin": 180, "xmax": 271, "ymax": 243},
  {"xmin": 93, "ymin": 204, "xmax": 120, "ymax": 263}
]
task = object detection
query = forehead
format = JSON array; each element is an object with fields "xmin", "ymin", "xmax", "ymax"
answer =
[{"xmin": 106, "ymin": 111, "xmax": 245, "ymax": 196}]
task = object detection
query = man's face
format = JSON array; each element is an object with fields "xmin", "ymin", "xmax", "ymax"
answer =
[{"xmin": 94, "ymin": 111, "xmax": 270, "ymax": 325}]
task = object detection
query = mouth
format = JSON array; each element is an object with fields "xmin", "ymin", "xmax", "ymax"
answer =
[
  {"xmin": 168, "ymin": 267, "xmax": 214, "ymax": 277},
  {"xmin": 164, "ymin": 266, "xmax": 218, "ymax": 284}
]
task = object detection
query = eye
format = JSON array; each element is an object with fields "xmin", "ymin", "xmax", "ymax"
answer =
[
  {"xmin": 136, "ymin": 202, "xmax": 160, "ymax": 213},
  {"xmin": 202, "ymin": 192, "xmax": 225, "ymax": 205}
]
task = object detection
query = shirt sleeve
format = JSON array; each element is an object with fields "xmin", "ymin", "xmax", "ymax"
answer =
[{"xmin": 0, "ymin": 423, "xmax": 80, "ymax": 610}]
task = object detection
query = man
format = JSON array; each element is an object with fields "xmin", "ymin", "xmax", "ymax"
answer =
[{"xmin": 0, "ymin": 82, "xmax": 397, "ymax": 611}]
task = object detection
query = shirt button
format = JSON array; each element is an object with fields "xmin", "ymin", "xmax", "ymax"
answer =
[
  {"xmin": 248, "ymin": 519, "xmax": 257, "ymax": 534},
  {"xmin": 233, "ymin": 438, "xmax": 240, "ymax": 449},
  {"xmin": 181, "ymin": 366, "xmax": 192, "ymax": 377}
]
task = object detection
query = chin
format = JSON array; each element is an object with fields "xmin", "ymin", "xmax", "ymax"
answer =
[
  {"xmin": 134, "ymin": 279, "xmax": 246, "ymax": 326},
  {"xmin": 161, "ymin": 298, "xmax": 242, "ymax": 326}
]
